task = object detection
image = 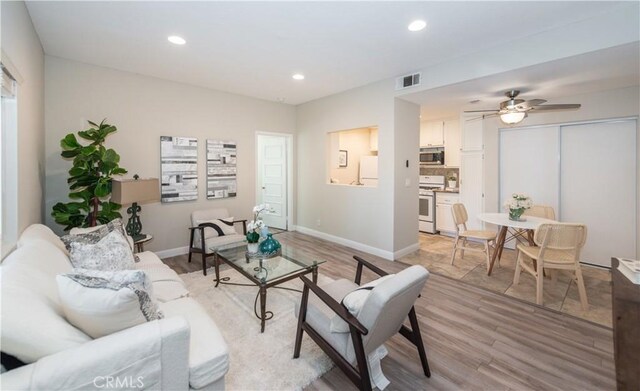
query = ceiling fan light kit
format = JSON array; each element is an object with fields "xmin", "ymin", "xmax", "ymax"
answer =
[
  {"xmin": 465, "ymin": 89, "xmax": 581, "ymax": 124},
  {"xmin": 500, "ymin": 111, "xmax": 527, "ymax": 125}
]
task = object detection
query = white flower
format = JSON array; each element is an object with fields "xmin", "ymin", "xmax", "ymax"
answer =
[{"xmin": 504, "ymin": 193, "xmax": 533, "ymax": 211}]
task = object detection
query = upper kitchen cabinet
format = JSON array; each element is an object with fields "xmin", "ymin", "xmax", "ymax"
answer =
[
  {"xmin": 444, "ymin": 118, "xmax": 461, "ymax": 167},
  {"xmin": 460, "ymin": 114, "xmax": 483, "ymax": 151},
  {"xmin": 370, "ymin": 127, "xmax": 378, "ymax": 152},
  {"xmin": 420, "ymin": 120, "xmax": 444, "ymax": 147}
]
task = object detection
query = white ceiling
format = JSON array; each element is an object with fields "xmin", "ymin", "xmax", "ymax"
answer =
[
  {"xmin": 402, "ymin": 42, "xmax": 640, "ymax": 120},
  {"xmin": 25, "ymin": 1, "xmax": 632, "ymax": 105}
]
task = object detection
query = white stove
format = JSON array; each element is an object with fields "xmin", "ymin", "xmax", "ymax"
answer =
[{"xmin": 419, "ymin": 175, "xmax": 445, "ymax": 233}]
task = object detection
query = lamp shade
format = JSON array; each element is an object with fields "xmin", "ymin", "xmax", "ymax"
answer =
[
  {"xmin": 111, "ymin": 178, "xmax": 160, "ymax": 205},
  {"xmin": 500, "ymin": 111, "xmax": 527, "ymax": 125}
]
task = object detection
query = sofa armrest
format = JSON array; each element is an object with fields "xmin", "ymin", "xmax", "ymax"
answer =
[{"xmin": 0, "ymin": 317, "xmax": 191, "ymax": 391}]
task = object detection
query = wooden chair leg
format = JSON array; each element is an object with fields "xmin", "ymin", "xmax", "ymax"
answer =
[
  {"xmin": 293, "ymin": 285, "xmax": 309, "ymax": 358},
  {"xmin": 536, "ymin": 264, "xmax": 544, "ymax": 306},
  {"xmin": 460, "ymin": 238, "xmax": 467, "ymax": 259},
  {"xmin": 513, "ymin": 251, "xmax": 522, "ymax": 285},
  {"xmin": 484, "ymin": 240, "xmax": 491, "ymax": 270},
  {"xmin": 202, "ymin": 254, "xmax": 207, "ymax": 276},
  {"xmin": 408, "ymin": 307, "xmax": 431, "ymax": 377},
  {"xmin": 188, "ymin": 249, "xmax": 193, "ymax": 263},
  {"xmin": 450, "ymin": 236, "xmax": 459, "ymax": 265},
  {"xmin": 575, "ymin": 267, "xmax": 589, "ymax": 311},
  {"xmin": 350, "ymin": 329, "xmax": 372, "ymax": 391}
]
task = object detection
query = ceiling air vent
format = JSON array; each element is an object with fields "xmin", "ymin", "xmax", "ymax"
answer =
[{"xmin": 396, "ymin": 72, "xmax": 421, "ymax": 90}]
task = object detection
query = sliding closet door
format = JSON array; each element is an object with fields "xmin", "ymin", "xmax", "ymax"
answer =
[
  {"xmin": 500, "ymin": 126, "xmax": 560, "ymax": 213},
  {"xmin": 560, "ymin": 120, "xmax": 636, "ymax": 267}
]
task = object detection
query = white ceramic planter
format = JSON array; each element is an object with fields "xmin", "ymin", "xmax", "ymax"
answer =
[{"xmin": 247, "ymin": 242, "xmax": 259, "ymax": 254}]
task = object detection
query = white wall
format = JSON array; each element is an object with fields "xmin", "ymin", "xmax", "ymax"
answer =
[
  {"xmin": 0, "ymin": 1, "xmax": 45, "ymax": 246},
  {"xmin": 44, "ymin": 56, "xmax": 295, "ymax": 253},
  {"xmin": 482, "ymin": 85, "xmax": 640, "ymax": 257},
  {"xmin": 296, "ymin": 79, "xmax": 420, "ymax": 259},
  {"xmin": 296, "ymin": 79, "xmax": 397, "ymax": 256},
  {"xmin": 393, "ymin": 98, "xmax": 420, "ymax": 254}
]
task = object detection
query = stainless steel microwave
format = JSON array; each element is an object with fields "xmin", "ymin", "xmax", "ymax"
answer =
[{"xmin": 420, "ymin": 147, "xmax": 444, "ymax": 165}]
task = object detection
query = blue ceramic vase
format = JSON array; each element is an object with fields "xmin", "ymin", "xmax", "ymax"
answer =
[{"xmin": 259, "ymin": 233, "xmax": 281, "ymax": 256}]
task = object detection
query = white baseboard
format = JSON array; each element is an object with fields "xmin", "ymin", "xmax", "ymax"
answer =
[
  {"xmin": 294, "ymin": 226, "xmax": 420, "ymax": 261},
  {"xmin": 393, "ymin": 242, "xmax": 420, "ymax": 259},
  {"xmin": 155, "ymin": 246, "xmax": 189, "ymax": 259}
]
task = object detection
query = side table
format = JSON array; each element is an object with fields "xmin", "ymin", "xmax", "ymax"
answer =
[{"xmin": 134, "ymin": 234, "xmax": 152, "ymax": 253}]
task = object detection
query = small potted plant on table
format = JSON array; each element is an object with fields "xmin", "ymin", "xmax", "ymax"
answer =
[{"xmin": 504, "ymin": 193, "xmax": 533, "ymax": 221}]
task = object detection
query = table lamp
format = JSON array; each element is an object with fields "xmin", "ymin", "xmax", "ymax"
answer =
[{"xmin": 111, "ymin": 175, "xmax": 160, "ymax": 241}]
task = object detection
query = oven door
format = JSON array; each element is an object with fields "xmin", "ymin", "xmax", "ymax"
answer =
[{"xmin": 419, "ymin": 195, "xmax": 433, "ymax": 222}]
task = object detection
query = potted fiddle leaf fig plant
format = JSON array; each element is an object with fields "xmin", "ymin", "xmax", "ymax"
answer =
[{"xmin": 51, "ymin": 119, "xmax": 127, "ymax": 231}]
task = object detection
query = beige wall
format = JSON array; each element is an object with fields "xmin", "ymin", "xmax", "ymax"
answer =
[
  {"xmin": 329, "ymin": 127, "xmax": 376, "ymax": 185},
  {"xmin": 0, "ymin": 1, "xmax": 45, "ymax": 244},
  {"xmin": 44, "ymin": 56, "xmax": 295, "ymax": 253}
]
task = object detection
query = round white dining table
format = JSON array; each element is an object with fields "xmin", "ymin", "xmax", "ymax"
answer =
[{"xmin": 477, "ymin": 213, "xmax": 556, "ymax": 275}]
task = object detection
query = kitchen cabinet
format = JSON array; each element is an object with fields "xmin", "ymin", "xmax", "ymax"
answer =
[
  {"xmin": 461, "ymin": 114, "xmax": 483, "ymax": 151},
  {"xmin": 459, "ymin": 151, "xmax": 484, "ymax": 230},
  {"xmin": 370, "ymin": 127, "xmax": 378, "ymax": 152},
  {"xmin": 436, "ymin": 192, "xmax": 459, "ymax": 235},
  {"xmin": 420, "ymin": 121, "xmax": 444, "ymax": 147},
  {"xmin": 444, "ymin": 118, "xmax": 461, "ymax": 167}
]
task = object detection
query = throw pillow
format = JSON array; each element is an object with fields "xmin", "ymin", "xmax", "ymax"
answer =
[
  {"xmin": 66, "ymin": 230, "xmax": 136, "ymax": 271},
  {"xmin": 330, "ymin": 274, "xmax": 395, "ymax": 333},
  {"xmin": 56, "ymin": 269, "xmax": 163, "ymax": 338},
  {"xmin": 65, "ymin": 218, "xmax": 135, "ymax": 252},
  {"xmin": 193, "ymin": 217, "xmax": 237, "ymax": 247}
]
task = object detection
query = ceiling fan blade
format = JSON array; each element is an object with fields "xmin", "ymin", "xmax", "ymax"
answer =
[
  {"xmin": 464, "ymin": 109, "xmax": 499, "ymax": 113},
  {"xmin": 515, "ymin": 99, "xmax": 547, "ymax": 111},
  {"xmin": 530, "ymin": 104, "xmax": 581, "ymax": 112},
  {"xmin": 465, "ymin": 115, "xmax": 484, "ymax": 122}
]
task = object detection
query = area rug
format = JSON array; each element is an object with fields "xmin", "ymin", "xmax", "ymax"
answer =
[{"xmin": 180, "ymin": 268, "xmax": 334, "ymax": 391}]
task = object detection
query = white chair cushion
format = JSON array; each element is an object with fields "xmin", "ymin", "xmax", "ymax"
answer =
[
  {"xmin": 1, "ymin": 241, "xmax": 91, "ymax": 363},
  {"xmin": 133, "ymin": 251, "xmax": 190, "ymax": 302},
  {"xmin": 330, "ymin": 274, "xmax": 395, "ymax": 333},
  {"xmin": 17, "ymin": 224, "xmax": 68, "ymax": 255},
  {"xmin": 57, "ymin": 269, "xmax": 164, "ymax": 339},
  {"xmin": 159, "ymin": 298, "xmax": 229, "ymax": 389},
  {"xmin": 204, "ymin": 234, "xmax": 246, "ymax": 253}
]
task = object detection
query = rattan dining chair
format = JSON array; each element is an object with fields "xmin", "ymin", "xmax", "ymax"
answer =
[
  {"xmin": 450, "ymin": 203, "xmax": 497, "ymax": 269},
  {"xmin": 524, "ymin": 205, "xmax": 556, "ymax": 220},
  {"xmin": 513, "ymin": 223, "xmax": 589, "ymax": 310}
]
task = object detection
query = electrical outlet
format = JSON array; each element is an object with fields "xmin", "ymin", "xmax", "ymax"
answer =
[
  {"xmin": 405, "ymin": 178, "xmax": 411, "ymax": 187},
  {"xmin": 316, "ymin": 219, "xmax": 321, "ymax": 227}
]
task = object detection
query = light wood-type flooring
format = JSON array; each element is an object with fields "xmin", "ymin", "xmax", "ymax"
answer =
[
  {"xmin": 400, "ymin": 233, "xmax": 613, "ymax": 327},
  {"xmin": 163, "ymin": 231, "xmax": 615, "ymax": 391}
]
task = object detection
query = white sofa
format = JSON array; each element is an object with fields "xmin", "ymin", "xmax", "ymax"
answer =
[{"xmin": 0, "ymin": 224, "xmax": 229, "ymax": 390}]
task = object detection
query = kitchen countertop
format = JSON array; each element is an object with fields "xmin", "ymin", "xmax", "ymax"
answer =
[{"xmin": 434, "ymin": 189, "xmax": 459, "ymax": 194}]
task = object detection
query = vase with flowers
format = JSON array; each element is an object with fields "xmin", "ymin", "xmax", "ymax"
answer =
[
  {"xmin": 504, "ymin": 193, "xmax": 533, "ymax": 221},
  {"xmin": 246, "ymin": 204, "xmax": 275, "ymax": 254}
]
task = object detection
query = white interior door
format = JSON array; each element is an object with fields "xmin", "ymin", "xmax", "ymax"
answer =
[
  {"xmin": 560, "ymin": 120, "xmax": 636, "ymax": 267},
  {"xmin": 500, "ymin": 126, "xmax": 560, "ymax": 249},
  {"xmin": 257, "ymin": 134, "xmax": 288, "ymax": 230}
]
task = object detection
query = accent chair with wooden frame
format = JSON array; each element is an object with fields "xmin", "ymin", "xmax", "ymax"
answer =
[
  {"xmin": 293, "ymin": 256, "xmax": 431, "ymax": 391},
  {"xmin": 450, "ymin": 203, "xmax": 497, "ymax": 269},
  {"xmin": 514, "ymin": 223, "xmax": 589, "ymax": 309},
  {"xmin": 187, "ymin": 208, "xmax": 246, "ymax": 275}
]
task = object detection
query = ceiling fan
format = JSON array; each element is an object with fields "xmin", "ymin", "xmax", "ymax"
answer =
[{"xmin": 465, "ymin": 90, "xmax": 581, "ymax": 125}]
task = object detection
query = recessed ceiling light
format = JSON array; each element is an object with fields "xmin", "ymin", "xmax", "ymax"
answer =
[
  {"xmin": 292, "ymin": 73, "xmax": 305, "ymax": 80},
  {"xmin": 408, "ymin": 20, "xmax": 427, "ymax": 32},
  {"xmin": 168, "ymin": 35, "xmax": 186, "ymax": 45}
]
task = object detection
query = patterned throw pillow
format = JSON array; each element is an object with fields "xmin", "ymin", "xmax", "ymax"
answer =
[
  {"xmin": 66, "ymin": 230, "xmax": 136, "ymax": 271},
  {"xmin": 62, "ymin": 218, "xmax": 134, "ymax": 252},
  {"xmin": 56, "ymin": 269, "xmax": 163, "ymax": 338}
]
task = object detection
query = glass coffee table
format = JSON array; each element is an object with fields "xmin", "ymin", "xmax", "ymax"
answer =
[{"xmin": 214, "ymin": 241, "xmax": 325, "ymax": 332}]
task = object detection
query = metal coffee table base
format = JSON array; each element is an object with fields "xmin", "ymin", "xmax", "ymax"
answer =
[{"xmin": 213, "ymin": 253, "xmax": 319, "ymax": 333}]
